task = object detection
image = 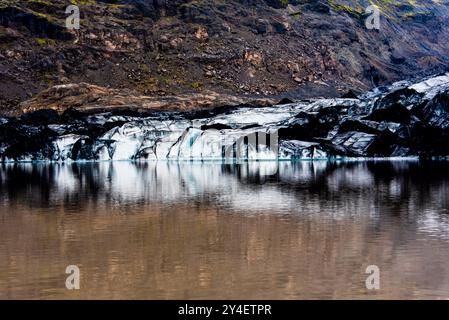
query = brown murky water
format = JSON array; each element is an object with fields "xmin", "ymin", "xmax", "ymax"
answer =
[{"xmin": 1, "ymin": 161, "xmax": 449, "ymax": 299}]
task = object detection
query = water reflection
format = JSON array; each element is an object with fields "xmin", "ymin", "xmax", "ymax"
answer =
[
  {"xmin": 1, "ymin": 161, "xmax": 449, "ymax": 218},
  {"xmin": 0, "ymin": 161, "xmax": 449, "ymax": 299}
]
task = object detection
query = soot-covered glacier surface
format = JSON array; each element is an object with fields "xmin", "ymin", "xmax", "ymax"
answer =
[{"xmin": 1, "ymin": 73, "xmax": 449, "ymax": 162}]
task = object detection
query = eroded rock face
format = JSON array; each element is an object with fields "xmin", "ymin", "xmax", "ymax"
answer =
[
  {"xmin": 1, "ymin": 73, "xmax": 449, "ymax": 162},
  {"xmin": 17, "ymin": 83, "xmax": 276, "ymax": 116},
  {"xmin": 1, "ymin": 0, "xmax": 449, "ymax": 112}
]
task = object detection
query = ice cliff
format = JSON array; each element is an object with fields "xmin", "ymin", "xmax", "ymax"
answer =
[{"xmin": 1, "ymin": 73, "xmax": 449, "ymax": 162}]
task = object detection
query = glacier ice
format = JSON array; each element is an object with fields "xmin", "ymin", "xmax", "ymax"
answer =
[{"xmin": 2, "ymin": 73, "xmax": 449, "ymax": 162}]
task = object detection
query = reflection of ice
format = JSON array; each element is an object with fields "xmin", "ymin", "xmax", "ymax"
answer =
[
  {"xmin": 2, "ymin": 161, "xmax": 449, "ymax": 240},
  {"xmin": 278, "ymin": 161, "xmax": 328, "ymax": 183},
  {"xmin": 326, "ymin": 166, "xmax": 374, "ymax": 190},
  {"xmin": 417, "ymin": 209, "xmax": 449, "ymax": 241}
]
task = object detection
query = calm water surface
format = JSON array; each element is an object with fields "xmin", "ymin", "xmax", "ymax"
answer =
[{"xmin": 1, "ymin": 160, "xmax": 449, "ymax": 299}]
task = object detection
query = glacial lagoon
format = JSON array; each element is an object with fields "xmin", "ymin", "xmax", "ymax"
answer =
[{"xmin": 1, "ymin": 160, "xmax": 449, "ymax": 299}]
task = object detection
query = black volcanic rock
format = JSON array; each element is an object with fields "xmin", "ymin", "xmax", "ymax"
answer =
[
  {"xmin": 420, "ymin": 91, "xmax": 449, "ymax": 129},
  {"xmin": 366, "ymin": 129, "xmax": 399, "ymax": 157},
  {"xmin": 20, "ymin": 109, "xmax": 60, "ymax": 125},
  {"xmin": 0, "ymin": 6, "xmax": 73, "ymax": 40},
  {"xmin": 1, "ymin": 125, "xmax": 58, "ymax": 160},
  {"xmin": 375, "ymin": 88, "xmax": 424, "ymax": 111},
  {"xmin": 278, "ymin": 112, "xmax": 332, "ymax": 141},
  {"xmin": 201, "ymin": 123, "xmax": 233, "ymax": 131},
  {"xmin": 303, "ymin": 1, "xmax": 331, "ymax": 14},
  {"xmin": 338, "ymin": 120, "xmax": 380, "ymax": 135},
  {"xmin": 364, "ymin": 104, "xmax": 412, "ymax": 124},
  {"xmin": 341, "ymin": 90, "xmax": 359, "ymax": 99},
  {"xmin": 278, "ymin": 98, "xmax": 294, "ymax": 105}
]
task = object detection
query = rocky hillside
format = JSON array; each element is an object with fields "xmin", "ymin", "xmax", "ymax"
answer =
[{"xmin": 1, "ymin": 0, "xmax": 449, "ymax": 115}]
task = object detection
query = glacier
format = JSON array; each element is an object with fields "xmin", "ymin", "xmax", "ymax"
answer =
[{"xmin": 0, "ymin": 72, "xmax": 449, "ymax": 162}]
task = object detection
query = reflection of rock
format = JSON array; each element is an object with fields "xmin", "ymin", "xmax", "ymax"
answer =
[{"xmin": 2, "ymin": 73, "xmax": 449, "ymax": 161}]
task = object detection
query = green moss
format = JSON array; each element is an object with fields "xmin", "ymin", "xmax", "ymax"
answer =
[
  {"xmin": 136, "ymin": 76, "xmax": 158, "ymax": 93},
  {"xmin": 35, "ymin": 37, "xmax": 53, "ymax": 46},
  {"xmin": 191, "ymin": 81, "xmax": 203, "ymax": 89},
  {"xmin": 140, "ymin": 64, "xmax": 150, "ymax": 73},
  {"xmin": 329, "ymin": 1, "xmax": 365, "ymax": 17},
  {"xmin": 69, "ymin": 0, "xmax": 97, "ymax": 5}
]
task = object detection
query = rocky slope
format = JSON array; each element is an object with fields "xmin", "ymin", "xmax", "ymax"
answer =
[
  {"xmin": 1, "ymin": 72, "xmax": 448, "ymax": 161},
  {"xmin": 1, "ymin": 0, "xmax": 449, "ymax": 115}
]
